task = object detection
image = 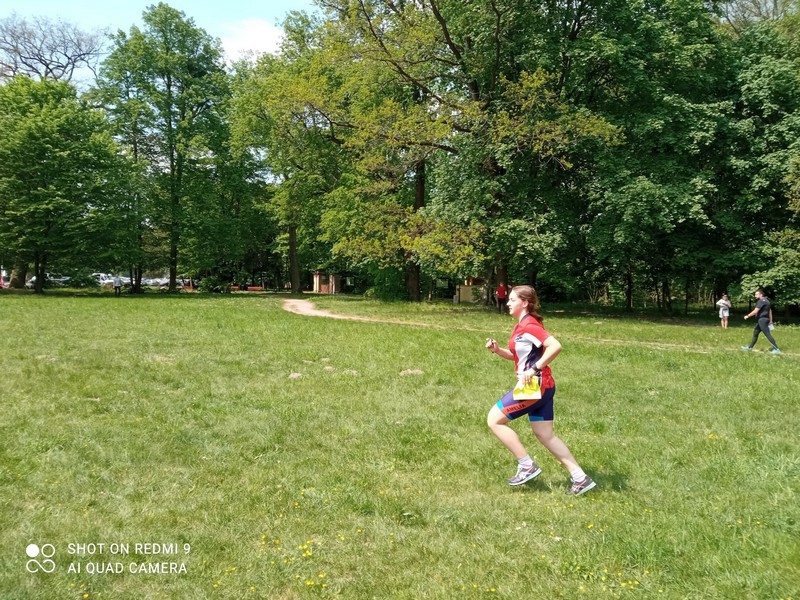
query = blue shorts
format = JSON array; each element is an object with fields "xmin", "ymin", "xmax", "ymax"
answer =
[{"xmin": 496, "ymin": 385, "xmax": 555, "ymax": 421}]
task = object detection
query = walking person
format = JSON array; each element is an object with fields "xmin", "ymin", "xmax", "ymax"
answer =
[
  {"xmin": 485, "ymin": 285, "xmax": 596, "ymax": 495},
  {"xmin": 716, "ymin": 294, "xmax": 731, "ymax": 329},
  {"xmin": 495, "ymin": 282, "xmax": 508, "ymax": 314},
  {"xmin": 113, "ymin": 274, "xmax": 122, "ymax": 297},
  {"xmin": 742, "ymin": 289, "xmax": 781, "ymax": 354}
]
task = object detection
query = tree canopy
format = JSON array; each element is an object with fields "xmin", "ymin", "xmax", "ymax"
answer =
[{"xmin": 1, "ymin": 0, "xmax": 798, "ymax": 307}]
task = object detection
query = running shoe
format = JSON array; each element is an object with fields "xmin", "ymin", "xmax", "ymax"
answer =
[
  {"xmin": 508, "ymin": 462, "xmax": 542, "ymax": 486},
  {"xmin": 771, "ymin": 348, "xmax": 782, "ymax": 354},
  {"xmin": 740, "ymin": 346, "xmax": 752, "ymax": 351},
  {"xmin": 566, "ymin": 476, "xmax": 596, "ymax": 496}
]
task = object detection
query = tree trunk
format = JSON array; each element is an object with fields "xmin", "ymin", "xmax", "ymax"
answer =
[
  {"xmin": 684, "ymin": 277, "xmax": 691, "ymax": 316},
  {"xmin": 527, "ymin": 267, "xmax": 538, "ymax": 288},
  {"xmin": 405, "ymin": 158, "xmax": 426, "ymax": 301},
  {"xmin": 288, "ymin": 225, "xmax": 301, "ymax": 294},
  {"xmin": 33, "ymin": 256, "xmax": 46, "ymax": 294},
  {"xmin": 625, "ymin": 266, "xmax": 633, "ymax": 311},
  {"xmin": 168, "ymin": 150, "xmax": 183, "ymax": 292},
  {"xmin": 497, "ymin": 263, "xmax": 508, "ymax": 288},
  {"xmin": 406, "ymin": 262, "xmax": 421, "ymax": 302},
  {"xmin": 10, "ymin": 263, "xmax": 27, "ymax": 289}
]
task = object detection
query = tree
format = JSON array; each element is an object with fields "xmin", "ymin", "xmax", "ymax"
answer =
[
  {"xmin": 98, "ymin": 3, "xmax": 229, "ymax": 291},
  {"xmin": 720, "ymin": 0, "xmax": 799, "ymax": 35},
  {"xmin": 0, "ymin": 76, "xmax": 125, "ymax": 293},
  {"xmin": 309, "ymin": 0, "xmax": 619, "ymax": 298},
  {"xmin": 735, "ymin": 15, "xmax": 800, "ymax": 306},
  {"xmin": 0, "ymin": 12, "xmax": 104, "ymax": 81},
  {"xmin": 232, "ymin": 17, "xmax": 347, "ymax": 294}
]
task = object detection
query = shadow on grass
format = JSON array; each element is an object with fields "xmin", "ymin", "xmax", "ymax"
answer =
[{"xmin": 509, "ymin": 469, "xmax": 630, "ymax": 494}]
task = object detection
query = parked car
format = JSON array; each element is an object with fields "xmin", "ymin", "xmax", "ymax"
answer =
[
  {"xmin": 25, "ymin": 273, "xmax": 71, "ymax": 288},
  {"xmin": 91, "ymin": 272, "xmax": 114, "ymax": 287}
]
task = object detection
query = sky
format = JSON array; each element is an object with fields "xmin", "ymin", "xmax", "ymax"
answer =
[{"xmin": 0, "ymin": 0, "xmax": 319, "ymax": 59}]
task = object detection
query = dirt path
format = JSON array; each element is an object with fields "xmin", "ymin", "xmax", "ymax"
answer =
[
  {"xmin": 281, "ymin": 298, "xmax": 798, "ymax": 357},
  {"xmin": 282, "ymin": 298, "xmax": 376, "ymax": 321},
  {"xmin": 282, "ymin": 298, "xmax": 451, "ymax": 329}
]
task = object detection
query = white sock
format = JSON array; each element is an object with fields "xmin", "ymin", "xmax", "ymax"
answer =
[
  {"xmin": 518, "ymin": 455, "xmax": 533, "ymax": 468},
  {"xmin": 570, "ymin": 468, "xmax": 586, "ymax": 483}
]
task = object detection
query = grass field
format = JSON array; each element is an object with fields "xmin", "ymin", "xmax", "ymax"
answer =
[{"xmin": 1, "ymin": 292, "xmax": 798, "ymax": 600}]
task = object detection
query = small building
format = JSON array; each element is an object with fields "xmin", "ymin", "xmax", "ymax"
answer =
[
  {"xmin": 312, "ymin": 272, "xmax": 342, "ymax": 294},
  {"xmin": 454, "ymin": 277, "xmax": 486, "ymax": 304}
]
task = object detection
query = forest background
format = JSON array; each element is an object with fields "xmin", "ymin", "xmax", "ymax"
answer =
[{"xmin": 1, "ymin": 0, "xmax": 799, "ymax": 311}]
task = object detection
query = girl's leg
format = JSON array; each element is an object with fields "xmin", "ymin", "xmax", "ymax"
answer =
[
  {"xmin": 530, "ymin": 420, "xmax": 580, "ymax": 474},
  {"xmin": 487, "ymin": 405, "xmax": 528, "ymax": 459}
]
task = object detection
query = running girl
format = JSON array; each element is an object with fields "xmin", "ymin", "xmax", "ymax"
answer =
[{"xmin": 485, "ymin": 285, "xmax": 596, "ymax": 495}]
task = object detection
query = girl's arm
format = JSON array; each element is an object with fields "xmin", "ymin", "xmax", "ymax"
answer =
[
  {"xmin": 486, "ymin": 338, "xmax": 514, "ymax": 361},
  {"xmin": 521, "ymin": 336, "xmax": 562, "ymax": 383}
]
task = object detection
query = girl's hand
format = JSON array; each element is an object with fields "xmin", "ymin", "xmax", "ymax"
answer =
[
  {"xmin": 485, "ymin": 338, "xmax": 498, "ymax": 353},
  {"xmin": 519, "ymin": 368, "xmax": 539, "ymax": 384}
]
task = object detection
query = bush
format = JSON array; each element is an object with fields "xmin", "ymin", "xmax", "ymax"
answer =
[
  {"xmin": 67, "ymin": 272, "xmax": 100, "ymax": 288},
  {"xmin": 364, "ymin": 266, "xmax": 407, "ymax": 301},
  {"xmin": 197, "ymin": 276, "xmax": 231, "ymax": 293}
]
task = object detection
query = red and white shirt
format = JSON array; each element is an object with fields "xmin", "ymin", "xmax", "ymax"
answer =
[{"xmin": 508, "ymin": 314, "xmax": 555, "ymax": 390}]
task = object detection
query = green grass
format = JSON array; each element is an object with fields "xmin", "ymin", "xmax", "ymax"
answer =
[{"xmin": 1, "ymin": 292, "xmax": 798, "ymax": 599}]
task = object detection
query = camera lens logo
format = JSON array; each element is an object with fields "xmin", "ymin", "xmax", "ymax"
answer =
[{"xmin": 25, "ymin": 544, "xmax": 56, "ymax": 574}]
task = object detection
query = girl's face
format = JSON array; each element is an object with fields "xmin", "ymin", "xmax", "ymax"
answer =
[{"xmin": 507, "ymin": 291, "xmax": 528, "ymax": 320}]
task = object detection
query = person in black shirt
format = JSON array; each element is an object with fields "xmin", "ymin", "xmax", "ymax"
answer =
[{"xmin": 741, "ymin": 289, "xmax": 781, "ymax": 354}]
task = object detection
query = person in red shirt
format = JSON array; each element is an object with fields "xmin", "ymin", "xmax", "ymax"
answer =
[
  {"xmin": 495, "ymin": 282, "xmax": 508, "ymax": 314},
  {"xmin": 485, "ymin": 285, "xmax": 596, "ymax": 495}
]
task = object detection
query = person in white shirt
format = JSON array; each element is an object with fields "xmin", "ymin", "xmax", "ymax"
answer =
[{"xmin": 715, "ymin": 294, "xmax": 731, "ymax": 328}]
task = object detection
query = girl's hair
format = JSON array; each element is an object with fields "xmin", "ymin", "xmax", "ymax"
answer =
[{"xmin": 511, "ymin": 285, "xmax": 543, "ymax": 323}]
